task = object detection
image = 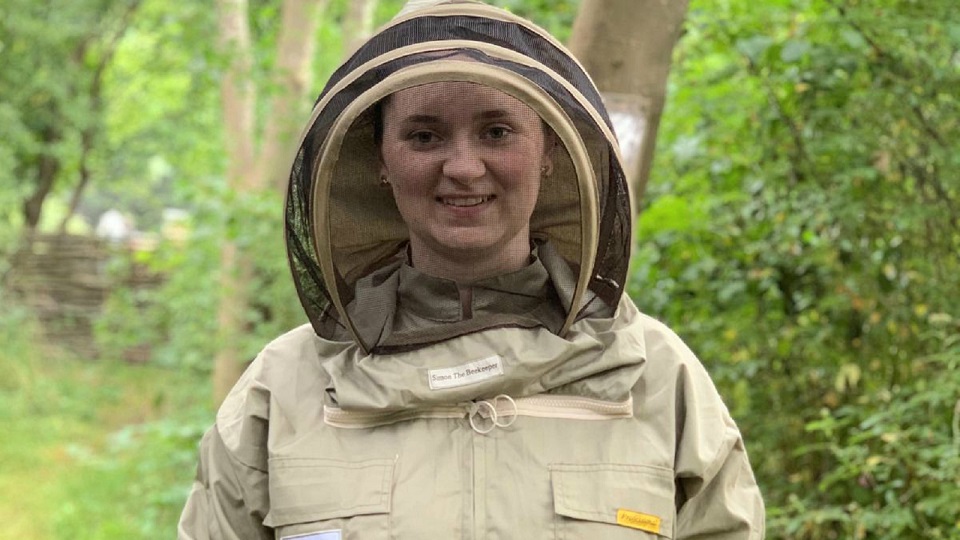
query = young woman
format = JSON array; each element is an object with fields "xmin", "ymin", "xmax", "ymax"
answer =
[{"xmin": 179, "ymin": 2, "xmax": 765, "ymax": 539}]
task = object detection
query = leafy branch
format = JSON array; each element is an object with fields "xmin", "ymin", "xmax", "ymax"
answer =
[{"xmin": 59, "ymin": 0, "xmax": 145, "ymax": 234}]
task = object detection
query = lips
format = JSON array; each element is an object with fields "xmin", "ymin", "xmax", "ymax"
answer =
[{"xmin": 437, "ymin": 195, "xmax": 495, "ymax": 207}]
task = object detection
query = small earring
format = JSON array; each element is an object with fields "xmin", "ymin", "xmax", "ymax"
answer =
[
  {"xmin": 380, "ymin": 175, "xmax": 390, "ymax": 187},
  {"xmin": 540, "ymin": 165, "xmax": 551, "ymax": 177}
]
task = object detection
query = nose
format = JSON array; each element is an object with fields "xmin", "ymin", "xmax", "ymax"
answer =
[{"xmin": 442, "ymin": 138, "xmax": 485, "ymax": 183}]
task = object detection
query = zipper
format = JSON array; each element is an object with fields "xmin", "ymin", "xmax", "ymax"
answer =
[
  {"xmin": 472, "ymin": 423, "xmax": 484, "ymax": 540},
  {"xmin": 323, "ymin": 394, "xmax": 633, "ymax": 430}
]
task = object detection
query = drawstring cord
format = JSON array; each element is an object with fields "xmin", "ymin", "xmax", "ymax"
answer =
[{"xmin": 466, "ymin": 394, "xmax": 518, "ymax": 434}]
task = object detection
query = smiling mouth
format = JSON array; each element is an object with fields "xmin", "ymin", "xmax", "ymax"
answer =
[{"xmin": 437, "ymin": 195, "xmax": 495, "ymax": 207}]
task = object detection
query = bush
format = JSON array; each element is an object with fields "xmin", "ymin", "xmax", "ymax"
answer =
[{"xmin": 772, "ymin": 332, "xmax": 960, "ymax": 539}]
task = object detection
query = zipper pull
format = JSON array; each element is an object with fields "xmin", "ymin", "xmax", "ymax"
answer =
[{"xmin": 466, "ymin": 394, "xmax": 518, "ymax": 434}]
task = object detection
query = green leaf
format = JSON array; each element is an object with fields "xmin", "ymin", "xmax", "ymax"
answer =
[
  {"xmin": 840, "ymin": 28, "xmax": 868, "ymax": 50},
  {"xmin": 736, "ymin": 36, "xmax": 774, "ymax": 63},
  {"xmin": 780, "ymin": 39, "xmax": 810, "ymax": 63}
]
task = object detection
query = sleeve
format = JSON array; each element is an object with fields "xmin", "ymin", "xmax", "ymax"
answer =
[
  {"xmin": 672, "ymin": 363, "xmax": 766, "ymax": 539},
  {"xmin": 177, "ymin": 426, "xmax": 272, "ymax": 540},
  {"xmin": 178, "ymin": 357, "xmax": 273, "ymax": 540}
]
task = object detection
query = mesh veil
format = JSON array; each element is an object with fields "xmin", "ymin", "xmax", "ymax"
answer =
[{"xmin": 285, "ymin": 2, "xmax": 631, "ymax": 353}]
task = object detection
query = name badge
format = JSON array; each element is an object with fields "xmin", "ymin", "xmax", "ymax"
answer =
[{"xmin": 428, "ymin": 355, "xmax": 504, "ymax": 390}]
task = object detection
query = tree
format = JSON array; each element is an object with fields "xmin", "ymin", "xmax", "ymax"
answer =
[
  {"xmin": 630, "ymin": 0, "xmax": 959, "ymax": 536},
  {"xmin": 342, "ymin": 0, "xmax": 379, "ymax": 59},
  {"xmin": 0, "ymin": 0, "xmax": 142, "ymax": 244},
  {"xmin": 213, "ymin": 0, "xmax": 330, "ymax": 404},
  {"xmin": 569, "ymin": 0, "xmax": 689, "ymax": 209}
]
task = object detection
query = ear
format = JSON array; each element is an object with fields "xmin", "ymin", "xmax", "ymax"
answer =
[{"xmin": 378, "ymin": 146, "xmax": 389, "ymax": 182}]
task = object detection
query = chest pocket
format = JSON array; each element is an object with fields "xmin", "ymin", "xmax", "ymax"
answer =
[
  {"xmin": 264, "ymin": 458, "xmax": 394, "ymax": 540},
  {"xmin": 550, "ymin": 464, "xmax": 675, "ymax": 539}
]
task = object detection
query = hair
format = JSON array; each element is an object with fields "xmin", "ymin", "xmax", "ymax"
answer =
[{"xmin": 372, "ymin": 95, "xmax": 391, "ymax": 147}]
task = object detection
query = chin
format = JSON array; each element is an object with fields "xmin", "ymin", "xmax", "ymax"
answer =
[
  {"xmin": 436, "ymin": 239, "xmax": 498, "ymax": 258},
  {"xmin": 432, "ymin": 227, "xmax": 491, "ymax": 246}
]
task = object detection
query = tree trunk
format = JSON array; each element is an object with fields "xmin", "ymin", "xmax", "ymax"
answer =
[
  {"xmin": 214, "ymin": 0, "xmax": 258, "ymax": 404},
  {"xmin": 569, "ymin": 0, "xmax": 689, "ymax": 211},
  {"xmin": 259, "ymin": 0, "xmax": 329, "ymax": 195},
  {"xmin": 213, "ymin": 0, "xmax": 326, "ymax": 404},
  {"xmin": 343, "ymin": 0, "xmax": 378, "ymax": 59},
  {"xmin": 57, "ymin": 129, "xmax": 93, "ymax": 235},
  {"xmin": 214, "ymin": 241, "xmax": 255, "ymax": 403},
  {"xmin": 23, "ymin": 125, "xmax": 61, "ymax": 235}
]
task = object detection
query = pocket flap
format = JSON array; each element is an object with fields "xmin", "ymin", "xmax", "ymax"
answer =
[
  {"xmin": 550, "ymin": 463, "xmax": 675, "ymax": 538},
  {"xmin": 265, "ymin": 458, "xmax": 394, "ymax": 527}
]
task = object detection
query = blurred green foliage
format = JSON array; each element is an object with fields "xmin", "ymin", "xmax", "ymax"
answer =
[
  {"xmin": 490, "ymin": 0, "xmax": 579, "ymax": 41},
  {"xmin": 0, "ymin": 292, "xmax": 210, "ymax": 538},
  {"xmin": 1, "ymin": 0, "xmax": 958, "ymax": 538},
  {"xmin": 632, "ymin": 0, "xmax": 960, "ymax": 537}
]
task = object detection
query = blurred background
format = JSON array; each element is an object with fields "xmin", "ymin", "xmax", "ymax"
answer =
[{"xmin": 0, "ymin": 0, "xmax": 957, "ymax": 538}]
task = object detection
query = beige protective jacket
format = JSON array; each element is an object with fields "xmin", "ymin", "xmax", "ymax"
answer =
[
  {"xmin": 179, "ymin": 282, "xmax": 764, "ymax": 539},
  {"xmin": 180, "ymin": 1, "xmax": 764, "ymax": 537}
]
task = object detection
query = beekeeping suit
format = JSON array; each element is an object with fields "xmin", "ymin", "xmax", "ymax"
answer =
[{"xmin": 179, "ymin": 1, "xmax": 765, "ymax": 538}]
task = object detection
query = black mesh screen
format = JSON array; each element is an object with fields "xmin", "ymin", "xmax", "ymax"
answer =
[
  {"xmin": 322, "ymin": 15, "xmax": 614, "ymax": 133},
  {"xmin": 286, "ymin": 13, "xmax": 630, "ymax": 347}
]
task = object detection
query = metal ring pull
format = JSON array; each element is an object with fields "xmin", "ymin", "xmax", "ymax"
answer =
[
  {"xmin": 468, "ymin": 400, "xmax": 498, "ymax": 434},
  {"xmin": 491, "ymin": 394, "xmax": 518, "ymax": 428}
]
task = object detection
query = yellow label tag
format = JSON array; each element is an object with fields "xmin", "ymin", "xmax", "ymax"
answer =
[{"xmin": 616, "ymin": 509, "xmax": 661, "ymax": 534}]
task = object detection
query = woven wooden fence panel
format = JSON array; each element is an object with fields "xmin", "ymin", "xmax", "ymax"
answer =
[{"xmin": 5, "ymin": 233, "xmax": 162, "ymax": 359}]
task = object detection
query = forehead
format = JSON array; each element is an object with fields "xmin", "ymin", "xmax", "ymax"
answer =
[{"xmin": 383, "ymin": 81, "xmax": 540, "ymax": 120}]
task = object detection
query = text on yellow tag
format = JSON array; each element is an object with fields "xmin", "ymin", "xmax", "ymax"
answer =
[{"xmin": 616, "ymin": 508, "xmax": 661, "ymax": 534}]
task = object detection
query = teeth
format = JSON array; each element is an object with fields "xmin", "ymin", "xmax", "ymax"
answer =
[{"xmin": 441, "ymin": 196, "xmax": 490, "ymax": 207}]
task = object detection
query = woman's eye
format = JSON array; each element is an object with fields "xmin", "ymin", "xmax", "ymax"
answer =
[
  {"xmin": 409, "ymin": 131, "xmax": 438, "ymax": 145},
  {"xmin": 485, "ymin": 126, "xmax": 511, "ymax": 140}
]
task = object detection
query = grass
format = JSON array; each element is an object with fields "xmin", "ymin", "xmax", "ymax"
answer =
[{"xmin": 0, "ymin": 311, "xmax": 213, "ymax": 539}]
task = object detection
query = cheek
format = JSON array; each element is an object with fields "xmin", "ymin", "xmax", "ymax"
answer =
[
  {"xmin": 392, "ymin": 171, "xmax": 434, "ymax": 200},
  {"xmin": 383, "ymin": 146, "xmax": 440, "ymax": 191},
  {"xmin": 389, "ymin": 168, "xmax": 438, "ymax": 218},
  {"xmin": 522, "ymin": 177, "xmax": 541, "ymax": 215},
  {"xmin": 493, "ymin": 152, "xmax": 542, "ymax": 198}
]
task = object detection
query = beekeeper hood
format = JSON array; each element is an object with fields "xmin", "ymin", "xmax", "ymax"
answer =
[{"xmin": 285, "ymin": 0, "xmax": 631, "ymax": 353}]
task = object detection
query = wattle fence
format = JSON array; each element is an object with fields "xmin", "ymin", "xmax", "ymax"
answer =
[{"xmin": 4, "ymin": 233, "xmax": 162, "ymax": 359}]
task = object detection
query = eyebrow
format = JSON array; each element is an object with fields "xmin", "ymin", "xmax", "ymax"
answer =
[
  {"xmin": 478, "ymin": 109, "xmax": 511, "ymax": 120},
  {"xmin": 402, "ymin": 114, "xmax": 442, "ymax": 124},
  {"xmin": 401, "ymin": 109, "xmax": 513, "ymax": 124}
]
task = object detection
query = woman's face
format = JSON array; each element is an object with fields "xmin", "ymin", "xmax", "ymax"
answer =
[{"xmin": 379, "ymin": 81, "xmax": 552, "ymax": 276}]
